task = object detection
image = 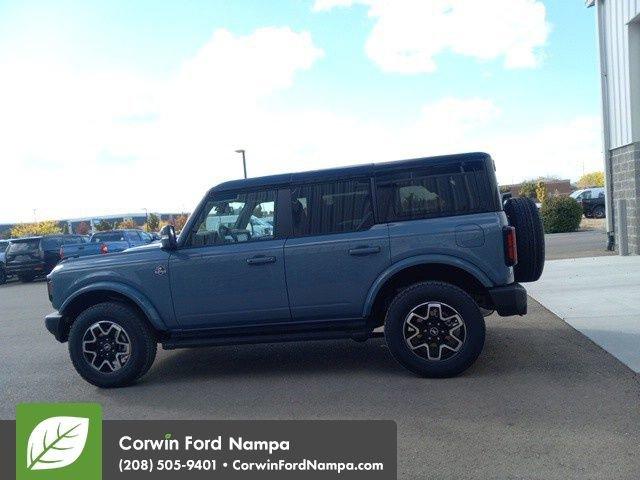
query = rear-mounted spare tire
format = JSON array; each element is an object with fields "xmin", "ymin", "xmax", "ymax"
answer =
[{"xmin": 504, "ymin": 197, "xmax": 545, "ymax": 283}]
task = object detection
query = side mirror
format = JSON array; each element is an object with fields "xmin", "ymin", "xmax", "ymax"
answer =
[{"xmin": 160, "ymin": 225, "xmax": 177, "ymax": 250}]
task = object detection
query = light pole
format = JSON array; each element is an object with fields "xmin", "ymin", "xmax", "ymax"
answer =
[
  {"xmin": 235, "ymin": 149, "xmax": 247, "ymax": 179},
  {"xmin": 142, "ymin": 208, "xmax": 148, "ymax": 223}
]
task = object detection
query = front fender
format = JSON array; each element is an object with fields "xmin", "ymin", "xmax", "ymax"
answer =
[
  {"xmin": 362, "ymin": 254, "xmax": 493, "ymax": 317},
  {"xmin": 59, "ymin": 281, "xmax": 167, "ymax": 331}
]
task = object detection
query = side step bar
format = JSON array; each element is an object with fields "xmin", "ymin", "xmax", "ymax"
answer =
[{"xmin": 162, "ymin": 329, "xmax": 383, "ymax": 350}]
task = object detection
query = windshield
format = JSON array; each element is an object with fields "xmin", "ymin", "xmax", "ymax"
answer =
[
  {"xmin": 91, "ymin": 232, "xmax": 126, "ymax": 242},
  {"xmin": 570, "ymin": 190, "xmax": 584, "ymax": 200},
  {"xmin": 7, "ymin": 239, "xmax": 40, "ymax": 254}
]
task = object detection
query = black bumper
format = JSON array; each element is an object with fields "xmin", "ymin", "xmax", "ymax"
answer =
[
  {"xmin": 487, "ymin": 283, "xmax": 527, "ymax": 316},
  {"xmin": 45, "ymin": 311, "xmax": 67, "ymax": 342}
]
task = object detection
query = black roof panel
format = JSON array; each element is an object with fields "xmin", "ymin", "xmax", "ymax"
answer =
[{"xmin": 209, "ymin": 152, "xmax": 491, "ymax": 193}]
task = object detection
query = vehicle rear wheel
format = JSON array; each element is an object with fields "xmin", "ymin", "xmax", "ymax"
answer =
[
  {"xmin": 384, "ymin": 282, "xmax": 485, "ymax": 378},
  {"xmin": 504, "ymin": 197, "xmax": 545, "ymax": 282},
  {"xmin": 68, "ymin": 302, "xmax": 157, "ymax": 388},
  {"xmin": 18, "ymin": 273, "xmax": 35, "ymax": 283},
  {"xmin": 0, "ymin": 268, "xmax": 6, "ymax": 285},
  {"xmin": 593, "ymin": 205, "xmax": 605, "ymax": 219}
]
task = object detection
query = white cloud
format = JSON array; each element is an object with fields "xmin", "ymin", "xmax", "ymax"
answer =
[
  {"xmin": 0, "ymin": 27, "xmax": 324, "ymax": 222},
  {"xmin": 314, "ymin": 0, "xmax": 550, "ymax": 73},
  {"xmin": 0, "ymin": 25, "xmax": 599, "ymax": 225}
]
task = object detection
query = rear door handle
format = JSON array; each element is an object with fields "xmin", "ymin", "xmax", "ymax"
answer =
[
  {"xmin": 348, "ymin": 246, "xmax": 381, "ymax": 256},
  {"xmin": 246, "ymin": 255, "xmax": 277, "ymax": 265}
]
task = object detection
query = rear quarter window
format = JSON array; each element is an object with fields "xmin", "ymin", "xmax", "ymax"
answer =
[
  {"xmin": 7, "ymin": 239, "xmax": 41, "ymax": 254},
  {"xmin": 375, "ymin": 162, "xmax": 494, "ymax": 222},
  {"xmin": 91, "ymin": 232, "xmax": 126, "ymax": 242}
]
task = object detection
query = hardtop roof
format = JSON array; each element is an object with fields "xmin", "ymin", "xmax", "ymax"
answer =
[
  {"xmin": 9, "ymin": 234, "xmax": 78, "ymax": 242},
  {"xmin": 91, "ymin": 229, "xmax": 141, "ymax": 234},
  {"xmin": 211, "ymin": 152, "xmax": 491, "ymax": 193}
]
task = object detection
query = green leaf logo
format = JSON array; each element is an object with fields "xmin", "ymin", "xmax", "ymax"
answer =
[{"xmin": 26, "ymin": 416, "xmax": 89, "ymax": 470}]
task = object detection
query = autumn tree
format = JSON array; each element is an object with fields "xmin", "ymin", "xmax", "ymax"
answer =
[
  {"xmin": 117, "ymin": 219, "xmax": 138, "ymax": 229},
  {"xmin": 577, "ymin": 171, "xmax": 604, "ymax": 189},
  {"xmin": 95, "ymin": 219, "xmax": 114, "ymax": 231},
  {"xmin": 11, "ymin": 221, "xmax": 62, "ymax": 238},
  {"xmin": 145, "ymin": 213, "xmax": 160, "ymax": 232},
  {"xmin": 76, "ymin": 222, "xmax": 91, "ymax": 235},
  {"xmin": 173, "ymin": 214, "xmax": 188, "ymax": 232},
  {"xmin": 535, "ymin": 181, "xmax": 547, "ymax": 204},
  {"xmin": 518, "ymin": 181, "xmax": 537, "ymax": 199}
]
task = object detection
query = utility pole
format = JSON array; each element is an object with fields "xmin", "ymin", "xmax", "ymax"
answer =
[{"xmin": 235, "ymin": 149, "xmax": 247, "ymax": 179}]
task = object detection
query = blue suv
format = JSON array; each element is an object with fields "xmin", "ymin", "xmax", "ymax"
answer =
[{"xmin": 45, "ymin": 153, "xmax": 544, "ymax": 387}]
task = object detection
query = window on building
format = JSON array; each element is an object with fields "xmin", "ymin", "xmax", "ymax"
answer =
[
  {"xmin": 376, "ymin": 162, "xmax": 492, "ymax": 222},
  {"xmin": 291, "ymin": 179, "xmax": 374, "ymax": 236}
]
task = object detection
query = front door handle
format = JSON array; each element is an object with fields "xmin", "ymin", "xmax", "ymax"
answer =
[
  {"xmin": 348, "ymin": 245, "xmax": 381, "ymax": 256},
  {"xmin": 246, "ymin": 255, "xmax": 277, "ymax": 265}
]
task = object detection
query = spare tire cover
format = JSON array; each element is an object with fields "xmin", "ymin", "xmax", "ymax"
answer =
[{"xmin": 504, "ymin": 197, "xmax": 545, "ymax": 283}]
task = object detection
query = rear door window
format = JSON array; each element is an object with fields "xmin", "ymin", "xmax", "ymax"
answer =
[{"xmin": 291, "ymin": 179, "xmax": 374, "ymax": 236}]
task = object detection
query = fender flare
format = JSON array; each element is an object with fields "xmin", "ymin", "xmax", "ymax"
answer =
[
  {"xmin": 59, "ymin": 281, "xmax": 167, "ymax": 331},
  {"xmin": 362, "ymin": 255, "xmax": 493, "ymax": 317}
]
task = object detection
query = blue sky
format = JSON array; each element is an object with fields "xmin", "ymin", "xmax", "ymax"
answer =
[{"xmin": 0, "ymin": 0, "xmax": 603, "ymax": 222}]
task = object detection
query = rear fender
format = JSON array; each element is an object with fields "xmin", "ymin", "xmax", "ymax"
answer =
[{"xmin": 362, "ymin": 254, "xmax": 493, "ymax": 317}]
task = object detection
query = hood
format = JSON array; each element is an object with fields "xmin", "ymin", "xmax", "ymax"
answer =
[
  {"xmin": 53, "ymin": 242, "xmax": 169, "ymax": 275},
  {"xmin": 124, "ymin": 242, "xmax": 162, "ymax": 253}
]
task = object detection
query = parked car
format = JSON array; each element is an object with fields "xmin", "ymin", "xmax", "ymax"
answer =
[
  {"xmin": 44, "ymin": 152, "xmax": 544, "ymax": 387},
  {"xmin": 204, "ymin": 214, "xmax": 273, "ymax": 239},
  {"xmin": 570, "ymin": 187, "xmax": 606, "ymax": 218},
  {"xmin": 5, "ymin": 234, "xmax": 87, "ymax": 283},
  {"xmin": 0, "ymin": 239, "xmax": 10, "ymax": 285},
  {"xmin": 60, "ymin": 229, "xmax": 154, "ymax": 259}
]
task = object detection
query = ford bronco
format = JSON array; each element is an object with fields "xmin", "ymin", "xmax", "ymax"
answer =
[{"xmin": 44, "ymin": 152, "xmax": 544, "ymax": 387}]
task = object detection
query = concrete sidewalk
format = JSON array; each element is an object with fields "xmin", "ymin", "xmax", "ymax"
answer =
[{"xmin": 527, "ymin": 255, "xmax": 640, "ymax": 372}]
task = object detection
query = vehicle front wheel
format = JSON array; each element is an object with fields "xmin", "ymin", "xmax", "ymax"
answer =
[
  {"xmin": 384, "ymin": 281, "xmax": 485, "ymax": 378},
  {"xmin": 18, "ymin": 273, "xmax": 35, "ymax": 283},
  {"xmin": 68, "ymin": 302, "xmax": 157, "ymax": 388},
  {"xmin": 0, "ymin": 268, "xmax": 6, "ymax": 285}
]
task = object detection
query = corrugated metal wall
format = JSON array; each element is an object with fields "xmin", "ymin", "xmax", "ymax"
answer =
[{"xmin": 601, "ymin": 0, "xmax": 640, "ymax": 148}]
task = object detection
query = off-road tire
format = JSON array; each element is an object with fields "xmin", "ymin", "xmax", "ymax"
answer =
[
  {"xmin": 68, "ymin": 302, "xmax": 157, "ymax": 388},
  {"xmin": 384, "ymin": 282, "xmax": 485, "ymax": 378},
  {"xmin": 504, "ymin": 197, "xmax": 545, "ymax": 282},
  {"xmin": 593, "ymin": 205, "xmax": 605, "ymax": 219}
]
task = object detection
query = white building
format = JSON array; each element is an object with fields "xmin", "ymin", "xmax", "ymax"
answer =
[{"xmin": 588, "ymin": 0, "xmax": 640, "ymax": 253}]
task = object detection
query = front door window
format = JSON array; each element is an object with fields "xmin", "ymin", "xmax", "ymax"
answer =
[{"xmin": 188, "ymin": 190, "xmax": 277, "ymax": 247}]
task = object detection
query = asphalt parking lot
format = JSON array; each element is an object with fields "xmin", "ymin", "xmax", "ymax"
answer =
[
  {"xmin": 2, "ymin": 232, "xmax": 639, "ymax": 478},
  {"xmin": 545, "ymin": 228, "xmax": 614, "ymax": 260}
]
